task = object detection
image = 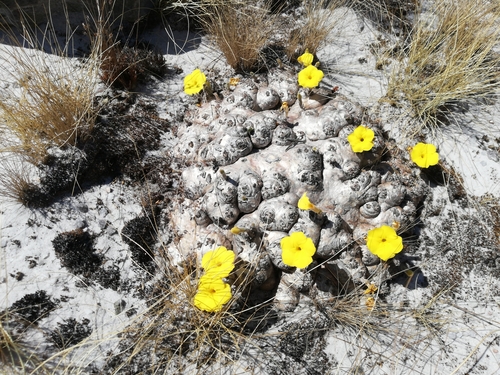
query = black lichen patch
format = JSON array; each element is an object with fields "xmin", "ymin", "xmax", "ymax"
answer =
[
  {"xmin": 52, "ymin": 229, "xmax": 102, "ymax": 276},
  {"xmin": 81, "ymin": 98, "xmax": 171, "ymax": 183},
  {"xmin": 278, "ymin": 315, "xmax": 328, "ymax": 360},
  {"xmin": 121, "ymin": 215, "xmax": 157, "ymax": 272},
  {"xmin": 423, "ymin": 163, "xmax": 466, "ymax": 201},
  {"xmin": 40, "ymin": 147, "xmax": 90, "ymax": 198},
  {"xmin": 92, "ymin": 265, "xmax": 121, "ymax": 291},
  {"xmin": 20, "ymin": 147, "xmax": 89, "ymax": 208},
  {"xmin": 18, "ymin": 182, "xmax": 53, "ymax": 208},
  {"xmin": 18, "ymin": 97, "xmax": 171, "ymax": 208},
  {"xmin": 420, "ymin": 204, "xmax": 500, "ymax": 295},
  {"xmin": 100, "ymin": 45, "xmax": 167, "ymax": 90},
  {"xmin": 10, "ymin": 290, "xmax": 56, "ymax": 324},
  {"xmin": 49, "ymin": 318, "xmax": 92, "ymax": 349}
]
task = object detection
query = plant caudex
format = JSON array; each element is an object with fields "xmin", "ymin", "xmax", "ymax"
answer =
[
  {"xmin": 194, "ymin": 246, "xmax": 235, "ymax": 312},
  {"xmin": 298, "ymin": 192, "xmax": 322, "ymax": 214},
  {"xmin": 280, "ymin": 231, "xmax": 316, "ymax": 268},
  {"xmin": 184, "ymin": 68, "xmax": 207, "ymax": 95},
  {"xmin": 297, "ymin": 49, "xmax": 314, "ymax": 67},
  {"xmin": 298, "ymin": 65, "xmax": 324, "ymax": 88},
  {"xmin": 410, "ymin": 142, "xmax": 439, "ymax": 168},
  {"xmin": 347, "ymin": 125, "xmax": 375, "ymax": 153},
  {"xmin": 366, "ymin": 225, "xmax": 403, "ymax": 261}
]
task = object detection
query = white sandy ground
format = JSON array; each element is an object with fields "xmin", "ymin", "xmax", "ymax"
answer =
[{"xmin": 1, "ymin": 5, "xmax": 500, "ymax": 374}]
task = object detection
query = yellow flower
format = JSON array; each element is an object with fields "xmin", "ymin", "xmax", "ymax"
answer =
[
  {"xmin": 297, "ymin": 50, "xmax": 314, "ymax": 67},
  {"xmin": 184, "ymin": 68, "xmax": 206, "ymax": 95},
  {"xmin": 365, "ymin": 296, "xmax": 376, "ymax": 310},
  {"xmin": 280, "ymin": 231, "xmax": 316, "ymax": 268},
  {"xmin": 366, "ymin": 225, "xmax": 403, "ymax": 261},
  {"xmin": 297, "ymin": 65, "xmax": 324, "ymax": 88},
  {"xmin": 201, "ymin": 246, "xmax": 235, "ymax": 278},
  {"xmin": 297, "ymin": 192, "xmax": 322, "ymax": 214},
  {"xmin": 364, "ymin": 283, "xmax": 378, "ymax": 295},
  {"xmin": 410, "ymin": 143, "xmax": 439, "ymax": 168},
  {"xmin": 193, "ymin": 277, "xmax": 232, "ymax": 312},
  {"xmin": 347, "ymin": 125, "xmax": 375, "ymax": 153}
]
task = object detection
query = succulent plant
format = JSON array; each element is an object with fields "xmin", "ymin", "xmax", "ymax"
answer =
[{"xmin": 175, "ymin": 68, "xmax": 428, "ymax": 312}]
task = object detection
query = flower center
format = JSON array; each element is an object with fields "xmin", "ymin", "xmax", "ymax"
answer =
[
  {"xmin": 421, "ymin": 154, "xmax": 425, "ymax": 159},
  {"xmin": 381, "ymin": 238, "xmax": 386, "ymax": 243},
  {"xmin": 360, "ymin": 137, "xmax": 364, "ymax": 142}
]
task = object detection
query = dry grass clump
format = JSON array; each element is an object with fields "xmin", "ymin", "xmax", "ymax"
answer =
[
  {"xmin": 198, "ymin": 1, "xmax": 280, "ymax": 72},
  {"xmin": 0, "ymin": 312, "xmax": 50, "ymax": 375},
  {"xmin": 286, "ymin": 0, "xmax": 346, "ymax": 60},
  {"xmin": 386, "ymin": 0, "xmax": 500, "ymax": 131},
  {"xmin": 98, "ymin": 249, "xmax": 280, "ymax": 373},
  {"xmin": 85, "ymin": 0, "xmax": 167, "ymax": 90},
  {"xmin": 0, "ymin": 318, "xmax": 24, "ymax": 374},
  {"xmin": 0, "ymin": 155, "xmax": 42, "ymax": 206},
  {"xmin": 0, "ymin": 51, "xmax": 98, "ymax": 164},
  {"xmin": 349, "ymin": 0, "xmax": 418, "ymax": 37},
  {"xmin": 0, "ymin": 13, "xmax": 99, "ymax": 165}
]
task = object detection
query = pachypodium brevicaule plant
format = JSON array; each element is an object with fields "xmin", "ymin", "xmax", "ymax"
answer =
[
  {"xmin": 194, "ymin": 246, "xmax": 235, "ymax": 312},
  {"xmin": 176, "ymin": 39, "xmax": 436, "ymax": 324}
]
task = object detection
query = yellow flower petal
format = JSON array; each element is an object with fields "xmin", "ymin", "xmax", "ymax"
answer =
[
  {"xmin": 230, "ymin": 226, "xmax": 243, "ymax": 235},
  {"xmin": 364, "ymin": 283, "xmax": 378, "ymax": 294},
  {"xmin": 184, "ymin": 68, "xmax": 206, "ymax": 95},
  {"xmin": 194, "ymin": 278, "xmax": 232, "ymax": 312},
  {"xmin": 297, "ymin": 192, "xmax": 322, "ymax": 214},
  {"xmin": 366, "ymin": 225, "xmax": 403, "ymax": 261},
  {"xmin": 347, "ymin": 125, "xmax": 375, "ymax": 153},
  {"xmin": 298, "ymin": 65, "xmax": 324, "ymax": 88},
  {"xmin": 280, "ymin": 231, "xmax": 316, "ymax": 268},
  {"xmin": 297, "ymin": 50, "xmax": 314, "ymax": 67},
  {"xmin": 201, "ymin": 246, "xmax": 235, "ymax": 278},
  {"xmin": 410, "ymin": 143, "xmax": 439, "ymax": 168},
  {"xmin": 365, "ymin": 296, "xmax": 376, "ymax": 310}
]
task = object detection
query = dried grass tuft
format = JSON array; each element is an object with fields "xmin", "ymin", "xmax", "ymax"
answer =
[
  {"xmin": 286, "ymin": 0, "xmax": 346, "ymax": 61},
  {"xmin": 85, "ymin": 1, "xmax": 167, "ymax": 91},
  {"xmin": 386, "ymin": 0, "xmax": 500, "ymax": 132},
  {"xmin": 199, "ymin": 1, "xmax": 279, "ymax": 72},
  {"xmin": 0, "ymin": 8, "xmax": 99, "ymax": 165}
]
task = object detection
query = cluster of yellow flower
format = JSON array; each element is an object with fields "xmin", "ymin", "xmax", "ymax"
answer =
[
  {"xmin": 347, "ymin": 125, "xmax": 440, "ymax": 168},
  {"xmin": 280, "ymin": 192, "xmax": 404, "ymax": 267},
  {"xmin": 278, "ymin": 192, "xmax": 319, "ymax": 269},
  {"xmin": 193, "ymin": 246, "xmax": 235, "ymax": 312},
  {"xmin": 297, "ymin": 50, "xmax": 324, "ymax": 88}
]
